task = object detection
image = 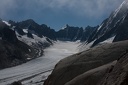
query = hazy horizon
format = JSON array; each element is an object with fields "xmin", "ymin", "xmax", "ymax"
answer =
[{"xmin": 0, "ymin": 0, "xmax": 124, "ymax": 30}]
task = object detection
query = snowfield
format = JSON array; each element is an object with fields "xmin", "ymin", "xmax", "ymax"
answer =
[{"xmin": 0, "ymin": 41, "xmax": 80, "ymax": 85}]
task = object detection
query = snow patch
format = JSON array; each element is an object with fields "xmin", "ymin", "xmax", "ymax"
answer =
[
  {"xmin": 61, "ymin": 25, "xmax": 67, "ymax": 30},
  {"xmin": 23, "ymin": 29, "xmax": 28, "ymax": 33},
  {"xmin": 17, "ymin": 33, "xmax": 49, "ymax": 46},
  {"xmin": 28, "ymin": 49, "xmax": 31, "ymax": 52},
  {"xmin": 27, "ymin": 58, "xmax": 31, "ymax": 60},
  {"xmin": 97, "ymin": 23, "xmax": 103, "ymax": 31},
  {"xmin": 79, "ymin": 40, "xmax": 96, "ymax": 52},
  {"xmin": 79, "ymin": 36, "xmax": 115, "ymax": 52},
  {"xmin": 10, "ymin": 26, "xmax": 16, "ymax": 31},
  {"xmin": 100, "ymin": 36, "xmax": 115, "ymax": 44},
  {"xmin": 2, "ymin": 21, "xmax": 11, "ymax": 26}
]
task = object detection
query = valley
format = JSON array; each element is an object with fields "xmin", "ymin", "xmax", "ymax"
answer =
[
  {"xmin": 0, "ymin": 0, "xmax": 128, "ymax": 85},
  {"xmin": 0, "ymin": 41, "xmax": 80, "ymax": 85}
]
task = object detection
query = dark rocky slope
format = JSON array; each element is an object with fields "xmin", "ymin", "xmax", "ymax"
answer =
[
  {"xmin": 0, "ymin": 40, "xmax": 35, "ymax": 68},
  {"xmin": 0, "ymin": 21, "xmax": 36, "ymax": 69},
  {"xmin": 64, "ymin": 61, "xmax": 116, "ymax": 85},
  {"xmin": 99, "ymin": 51, "xmax": 128, "ymax": 85},
  {"xmin": 64, "ymin": 52, "xmax": 128, "ymax": 85},
  {"xmin": 44, "ymin": 40, "xmax": 128, "ymax": 85}
]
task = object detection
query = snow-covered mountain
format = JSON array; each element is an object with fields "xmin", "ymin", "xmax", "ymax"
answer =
[
  {"xmin": 0, "ymin": 19, "xmax": 55, "ymax": 69},
  {"xmin": 85, "ymin": 0, "xmax": 128, "ymax": 47},
  {"xmin": 8, "ymin": 19, "xmax": 54, "ymax": 56},
  {"xmin": 9, "ymin": 19, "xmax": 98, "ymax": 42},
  {"xmin": 1, "ymin": 0, "xmax": 128, "ymax": 69},
  {"xmin": 9, "ymin": 19, "xmax": 56, "ymax": 40},
  {"xmin": 16, "ymin": 29, "xmax": 54, "ymax": 58},
  {"xmin": 1, "ymin": 0, "xmax": 128, "ymax": 51}
]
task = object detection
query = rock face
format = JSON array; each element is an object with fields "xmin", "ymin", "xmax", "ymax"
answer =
[
  {"xmin": 0, "ymin": 21, "xmax": 36, "ymax": 69},
  {"xmin": 1, "ymin": 27, "xmax": 18, "ymax": 43},
  {"xmin": 0, "ymin": 38, "xmax": 36, "ymax": 69},
  {"xmin": 65, "ymin": 61, "xmax": 116, "ymax": 85},
  {"xmin": 98, "ymin": 52, "xmax": 128, "ymax": 85},
  {"xmin": 81, "ymin": 25, "xmax": 99, "ymax": 41},
  {"xmin": 65, "ymin": 52, "xmax": 128, "ymax": 85},
  {"xmin": 44, "ymin": 40, "xmax": 128, "ymax": 85},
  {"xmin": 56, "ymin": 25, "xmax": 97, "ymax": 41},
  {"xmin": 0, "ymin": 21, "xmax": 18, "ymax": 43},
  {"xmin": 56, "ymin": 24, "xmax": 82, "ymax": 41}
]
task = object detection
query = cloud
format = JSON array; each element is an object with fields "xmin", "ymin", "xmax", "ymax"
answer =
[
  {"xmin": 47, "ymin": 0, "xmax": 124, "ymax": 18},
  {"xmin": 0, "ymin": 0, "xmax": 124, "ymax": 21}
]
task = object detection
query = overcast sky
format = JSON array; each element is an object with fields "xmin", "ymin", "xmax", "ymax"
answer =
[{"xmin": 0, "ymin": 0, "xmax": 124, "ymax": 30}]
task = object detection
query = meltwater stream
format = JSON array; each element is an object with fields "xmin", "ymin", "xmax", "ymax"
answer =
[{"xmin": 0, "ymin": 41, "xmax": 80, "ymax": 85}]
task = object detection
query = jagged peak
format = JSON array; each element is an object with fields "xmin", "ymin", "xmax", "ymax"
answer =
[
  {"xmin": 41, "ymin": 24, "xmax": 49, "ymax": 28},
  {"xmin": 25, "ymin": 19, "xmax": 35, "ymax": 23},
  {"xmin": 61, "ymin": 24, "xmax": 68, "ymax": 30},
  {"xmin": 61, "ymin": 24, "xmax": 81, "ymax": 30},
  {"xmin": 20, "ymin": 19, "xmax": 37, "ymax": 26},
  {"xmin": 66, "ymin": 24, "xmax": 69, "ymax": 28},
  {"xmin": 86, "ymin": 25, "xmax": 91, "ymax": 28}
]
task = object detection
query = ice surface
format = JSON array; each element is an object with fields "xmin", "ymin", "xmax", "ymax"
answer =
[{"xmin": 0, "ymin": 41, "xmax": 80, "ymax": 85}]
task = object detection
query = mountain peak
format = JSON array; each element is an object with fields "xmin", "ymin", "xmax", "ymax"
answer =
[
  {"xmin": 61, "ymin": 24, "xmax": 68, "ymax": 30},
  {"xmin": 20, "ymin": 19, "xmax": 37, "ymax": 26},
  {"xmin": 66, "ymin": 24, "xmax": 69, "ymax": 28},
  {"xmin": 25, "ymin": 19, "xmax": 35, "ymax": 22},
  {"xmin": 26, "ymin": 19, "xmax": 36, "ymax": 24}
]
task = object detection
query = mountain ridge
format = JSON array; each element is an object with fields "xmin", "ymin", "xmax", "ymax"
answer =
[{"xmin": 44, "ymin": 1, "xmax": 128, "ymax": 85}]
